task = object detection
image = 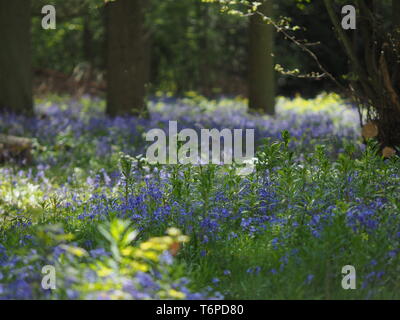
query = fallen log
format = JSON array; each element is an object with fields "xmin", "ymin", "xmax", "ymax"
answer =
[{"xmin": 0, "ymin": 134, "xmax": 33, "ymax": 164}]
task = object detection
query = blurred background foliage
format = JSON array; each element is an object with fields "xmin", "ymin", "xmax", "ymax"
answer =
[{"xmin": 31, "ymin": 0, "xmax": 348, "ymax": 98}]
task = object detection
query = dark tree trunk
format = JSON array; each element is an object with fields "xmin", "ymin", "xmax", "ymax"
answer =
[
  {"xmin": 0, "ymin": 0, "xmax": 33, "ymax": 115},
  {"xmin": 392, "ymin": 0, "xmax": 400, "ymax": 96},
  {"xmin": 324, "ymin": 0, "xmax": 400, "ymax": 153},
  {"xmin": 83, "ymin": 13, "xmax": 93, "ymax": 65},
  {"xmin": 393, "ymin": 0, "xmax": 400, "ymax": 30},
  {"xmin": 377, "ymin": 0, "xmax": 400, "ymax": 150},
  {"xmin": 249, "ymin": 0, "xmax": 275, "ymax": 115},
  {"xmin": 105, "ymin": 0, "xmax": 149, "ymax": 117}
]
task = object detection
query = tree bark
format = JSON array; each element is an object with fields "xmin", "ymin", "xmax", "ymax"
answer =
[
  {"xmin": 0, "ymin": 0, "xmax": 33, "ymax": 115},
  {"xmin": 393, "ymin": 0, "xmax": 400, "ymax": 30},
  {"xmin": 392, "ymin": 0, "xmax": 400, "ymax": 90},
  {"xmin": 324, "ymin": 0, "xmax": 400, "ymax": 152},
  {"xmin": 249, "ymin": 0, "xmax": 275, "ymax": 115},
  {"xmin": 83, "ymin": 12, "xmax": 93, "ymax": 65},
  {"xmin": 105, "ymin": 0, "xmax": 149, "ymax": 117}
]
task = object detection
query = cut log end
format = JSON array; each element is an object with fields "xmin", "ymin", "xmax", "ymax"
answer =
[
  {"xmin": 382, "ymin": 146, "xmax": 397, "ymax": 158},
  {"xmin": 362, "ymin": 121, "xmax": 379, "ymax": 139},
  {"xmin": 0, "ymin": 134, "xmax": 33, "ymax": 165}
]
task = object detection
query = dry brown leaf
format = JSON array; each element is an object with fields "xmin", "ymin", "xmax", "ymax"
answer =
[
  {"xmin": 362, "ymin": 122, "xmax": 379, "ymax": 139},
  {"xmin": 169, "ymin": 242, "xmax": 180, "ymax": 256},
  {"xmin": 382, "ymin": 146, "xmax": 396, "ymax": 158}
]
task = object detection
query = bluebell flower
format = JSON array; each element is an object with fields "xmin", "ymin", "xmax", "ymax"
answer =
[
  {"xmin": 388, "ymin": 250, "xmax": 398, "ymax": 258},
  {"xmin": 89, "ymin": 248, "xmax": 108, "ymax": 259},
  {"xmin": 159, "ymin": 250, "xmax": 174, "ymax": 265},
  {"xmin": 305, "ymin": 274, "xmax": 314, "ymax": 285}
]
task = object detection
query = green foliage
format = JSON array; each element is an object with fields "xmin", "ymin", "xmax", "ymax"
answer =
[
  {"xmin": 31, "ymin": 0, "xmax": 351, "ymax": 97},
  {"xmin": 32, "ymin": 0, "xmax": 105, "ymax": 74},
  {"xmin": 1, "ymin": 95, "xmax": 399, "ymax": 300}
]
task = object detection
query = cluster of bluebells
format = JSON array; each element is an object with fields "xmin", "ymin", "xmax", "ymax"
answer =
[
  {"xmin": 0, "ymin": 95, "xmax": 360, "ymax": 167},
  {"xmin": 1, "ymin": 95, "xmax": 399, "ymax": 299},
  {"xmin": 0, "ymin": 223, "xmax": 221, "ymax": 300}
]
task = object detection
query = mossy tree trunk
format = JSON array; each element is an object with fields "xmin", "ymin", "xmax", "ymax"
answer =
[
  {"xmin": 105, "ymin": 0, "xmax": 149, "ymax": 117},
  {"xmin": 0, "ymin": 0, "xmax": 33, "ymax": 115},
  {"xmin": 249, "ymin": 0, "xmax": 275, "ymax": 115}
]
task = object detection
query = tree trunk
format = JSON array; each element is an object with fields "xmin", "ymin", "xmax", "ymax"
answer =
[
  {"xmin": 83, "ymin": 12, "xmax": 93, "ymax": 65},
  {"xmin": 392, "ymin": 0, "xmax": 400, "ymax": 97},
  {"xmin": 393, "ymin": 0, "xmax": 400, "ymax": 30},
  {"xmin": 105, "ymin": 0, "xmax": 149, "ymax": 117},
  {"xmin": 324, "ymin": 0, "xmax": 400, "ymax": 153},
  {"xmin": 377, "ymin": 0, "xmax": 400, "ymax": 150},
  {"xmin": 0, "ymin": 0, "xmax": 33, "ymax": 115},
  {"xmin": 249, "ymin": 0, "xmax": 275, "ymax": 115}
]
